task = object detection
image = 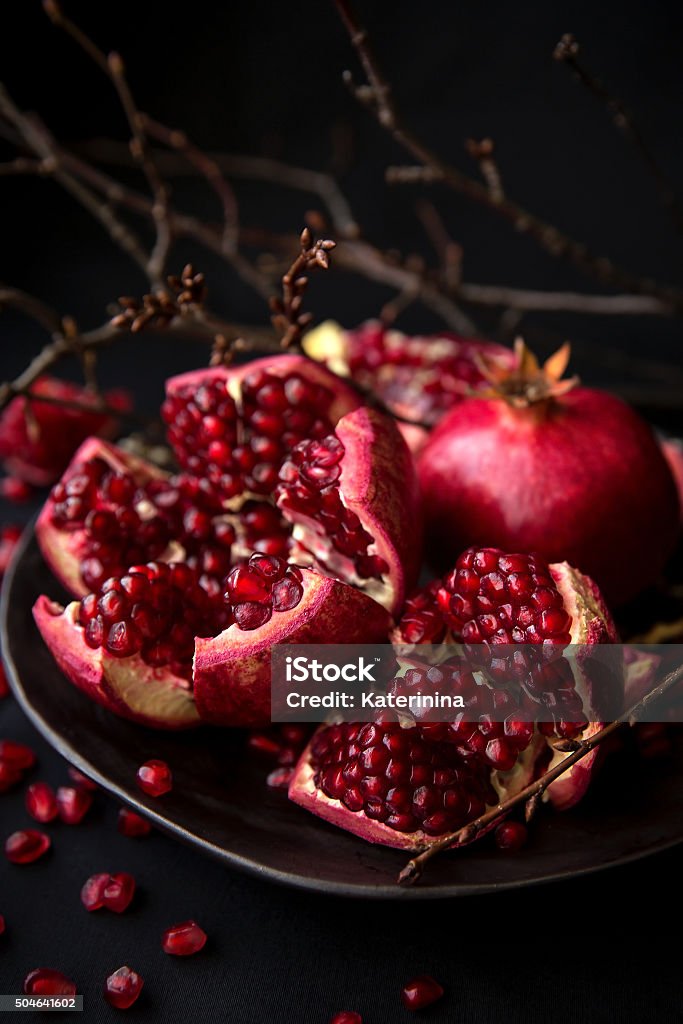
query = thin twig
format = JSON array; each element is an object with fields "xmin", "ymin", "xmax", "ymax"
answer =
[
  {"xmin": 334, "ymin": 0, "xmax": 683, "ymax": 309},
  {"xmin": 398, "ymin": 659, "xmax": 683, "ymax": 886},
  {"xmin": 270, "ymin": 229, "xmax": 336, "ymax": 350},
  {"xmin": 465, "ymin": 137, "xmax": 504, "ymax": 203},
  {"xmin": 554, "ymin": 33, "xmax": 683, "ymax": 233}
]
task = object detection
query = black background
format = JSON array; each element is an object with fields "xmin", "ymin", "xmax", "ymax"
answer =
[{"xmin": 1, "ymin": 2, "xmax": 683, "ymax": 1021}]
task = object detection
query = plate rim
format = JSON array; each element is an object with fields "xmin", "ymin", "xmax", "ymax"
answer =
[{"xmin": 3, "ymin": 521, "xmax": 682, "ymax": 900}]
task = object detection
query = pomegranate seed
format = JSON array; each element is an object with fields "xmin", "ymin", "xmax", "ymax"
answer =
[
  {"xmin": 104, "ymin": 966, "xmax": 143, "ymax": 1009},
  {"xmin": 0, "ymin": 664, "xmax": 9, "ymax": 699},
  {"xmin": 0, "ymin": 739, "xmax": 36, "ymax": 770},
  {"xmin": 117, "ymin": 808, "xmax": 152, "ymax": 837},
  {"xmin": 0, "ymin": 913, "xmax": 5, "ymax": 935},
  {"xmin": 67, "ymin": 767, "xmax": 98, "ymax": 791},
  {"xmin": 102, "ymin": 872, "xmax": 136, "ymax": 913},
  {"xmin": 0, "ymin": 476, "xmax": 32, "ymax": 502},
  {"xmin": 23, "ymin": 968, "xmax": 77, "ymax": 996},
  {"xmin": 0, "ymin": 759, "xmax": 23, "ymax": 792},
  {"xmin": 56, "ymin": 786, "xmax": 93, "ymax": 824},
  {"xmin": 161, "ymin": 920, "xmax": 208, "ymax": 956},
  {"xmin": 401, "ymin": 976, "xmax": 444, "ymax": 1011},
  {"xmin": 267, "ymin": 767, "xmax": 293, "ymax": 789},
  {"xmin": 248, "ymin": 732, "xmax": 282, "ymax": 758},
  {"xmin": 80, "ymin": 873, "xmax": 110, "ymax": 912},
  {"xmin": 25, "ymin": 781, "xmax": 59, "ymax": 823},
  {"xmin": 5, "ymin": 829, "xmax": 51, "ymax": 864},
  {"xmin": 330, "ymin": 1014, "xmax": 362, "ymax": 1024},
  {"xmin": 494, "ymin": 820, "xmax": 528, "ymax": 851},
  {"xmin": 136, "ymin": 759, "xmax": 172, "ymax": 797}
]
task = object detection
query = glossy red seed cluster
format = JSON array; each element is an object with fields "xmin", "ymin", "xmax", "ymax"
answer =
[
  {"xmin": 136, "ymin": 760, "xmax": 173, "ymax": 797},
  {"xmin": 387, "ymin": 661, "xmax": 535, "ymax": 771},
  {"xmin": 225, "ymin": 554, "xmax": 304, "ymax": 630},
  {"xmin": 77, "ymin": 561, "xmax": 230, "ymax": 677},
  {"xmin": 400, "ymin": 975, "xmax": 444, "ymax": 1011},
  {"xmin": 23, "ymin": 968, "xmax": 77, "ymax": 996},
  {"xmin": 162, "ymin": 368, "xmax": 334, "ymax": 492},
  {"xmin": 310, "ymin": 721, "xmax": 496, "ymax": 836},
  {"xmin": 161, "ymin": 920, "xmax": 207, "ymax": 956},
  {"xmin": 104, "ymin": 966, "xmax": 143, "ymax": 1009},
  {"xmin": 277, "ymin": 436, "xmax": 387, "ymax": 580},
  {"xmin": 5, "ymin": 829, "xmax": 51, "ymax": 864},
  {"xmin": 81, "ymin": 872, "xmax": 136, "ymax": 913}
]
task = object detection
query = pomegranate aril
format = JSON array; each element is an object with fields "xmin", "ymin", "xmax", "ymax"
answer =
[
  {"xmin": 23, "ymin": 968, "xmax": 77, "ymax": 996},
  {"xmin": 401, "ymin": 976, "xmax": 444, "ymax": 1011},
  {"xmin": 267, "ymin": 767, "xmax": 293, "ymax": 789},
  {"xmin": 25, "ymin": 782, "xmax": 58, "ymax": 823},
  {"xmin": 330, "ymin": 1014, "xmax": 362, "ymax": 1024},
  {"xmin": 117, "ymin": 807, "xmax": 152, "ymax": 837},
  {"xmin": 136, "ymin": 759, "xmax": 173, "ymax": 797},
  {"xmin": 0, "ymin": 759, "xmax": 23, "ymax": 792},
  {"xmin": 233, "ymin": 602, "xmax": 272, "ymax": 630},
  {"xmin": 5, "ymin": 829, "xmax": 51, "ymax": 864},
  {"xmin": 104, "ymin": 966, "xmax": 143, "ymax": 1009},
  {"xmin": 103, "ymin": 872, "xmax": 136, "ymax": 913},
  {"xmin": 494, "ymin": 820, "xmax": 528, "ymax": 851},
  {"xmin": 161, "ymin": 919, "xmax": 207, "ymax": 956},
  {"xmin": 81, "ymin": 873, "xmax": 110, "ymax": 911},
  {"xmin": 56, "ymin": 785, "xmax": 93, "ymax": 824},
  {"xmin": 0, "ymin": 914, "xmax": 5, "ymax": 935},
  {"xmin": 0, "ymin": 739, "xmax": 36, "ymax": 770}
]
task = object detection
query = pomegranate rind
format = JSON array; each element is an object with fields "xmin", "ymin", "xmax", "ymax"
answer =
[
  {"xmin": 35, "ymin": 437, "xmax": 176, "ymax": 599},
  {"xmin": 193, "ymin": 569, "xmax": 392, "ymax": 727},
  {"xmin": 33, "ymin": 596, "xmax": 200, "ymax": 729}
]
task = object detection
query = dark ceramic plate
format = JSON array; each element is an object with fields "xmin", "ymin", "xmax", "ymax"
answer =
[{"xmin": 3, "ymin": 526, "xmax": 683, "ymax": 899}]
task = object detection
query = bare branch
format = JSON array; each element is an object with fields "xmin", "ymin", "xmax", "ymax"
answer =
[
  {"xmin": 334, "ymin": 0, "xmax": 683, "ymax": 309},
  {"xmin": 554, "ymin": 33, "xmax": 683, "ymax": 233}
]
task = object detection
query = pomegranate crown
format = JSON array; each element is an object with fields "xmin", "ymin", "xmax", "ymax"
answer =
[{"xmin": 474, "ymin": 338, "xmax": 579, "ymax": 407}]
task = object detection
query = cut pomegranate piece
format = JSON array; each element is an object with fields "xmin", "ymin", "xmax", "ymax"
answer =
[
  {"xmin": 104, "ymin": 966, "xmax": 143, "ymax": 1009},
  {"xmin": 25, "ymin": 782, "xmax": 59, "ymax": 823},
  {"xmin": 81, "ymin": 873, "xmax": 110, "ymax": 911},
  {"xmin": 23, "ymin": 968, "xmax": 77, "ymax": 996},
  {"xmin": 161, "ymin": 920, "xmax": 207, "ymax": 956},
  {"xmin": 117, "ymin": 808, "xmax": 152, "ymax": 837},
  {"xmin": 102, "ymin": 872, "xmax": 136, "ymax": 913},
  {"xmin": 401, "ymin": 976, "xmax": 444, "ymax": 1011},
  {"xmin": 0, "ymin": 376, "xmax": 130, "ymax": 486},
  {"xmin": 0, "ymin": 739, "xmax": 36, "ymax": 770},
  {"xmin": 136, "ymin": 760, "xmax": 172, "ymax": 797},
  {"xmin": 56, "ymin": 785, "xmax": 93, "ymax": 824},
  {"xmin": 494, "ymin": 820, "xmax": 528, "ymax": 851},
  {"xmin": 5, "ymin": 829, "xmax": 51, "ymax": 864}
]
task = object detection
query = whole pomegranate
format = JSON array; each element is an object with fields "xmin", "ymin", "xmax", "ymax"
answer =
[
  {"xmin": 417, "ymin": 341, "xmax": 680, "ymax": 604},
  {"xmin": 33, "ymin": 355, "xmax": 420, "ymax": 728},
  {"xmin": 0, "ymin": 377, "xmax": 130, "ymax": 485}
]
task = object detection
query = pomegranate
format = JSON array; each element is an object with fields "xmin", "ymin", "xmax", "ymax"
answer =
[
  {"xmin": 161, "ymin": 920, "xmax": 207, "ymax": 956},
  {"xmin": 56, "ymin": 785, "xmax": 93, "ymax": 824},
  {"xmin": 290, "ymin": 547, "xmax": 619, "ymax": 849},
  {"xmin": 23, "ymin": 968, "xmax": 77, "ymax": 996},
  {"xmin": 5, "ymin": 829, "xmax": 51, "ymax": 864},
  {"xmin": 25, "ymin": 782, "xmax": 59, "ymax": 823},
  {"xmin": 104, "ymin": 967, "xmax": 143, "ymax": 1009},
  {"xmin": 0, "ymin": 376, "xmax": 130, "ymax": 486},
  {"xmin": 117, "ymin": 808, "xmax": 152, "ymax": 837},
  {"xmin": 494, "ymin": 820, "xmax": 528, "ymax": 851},
  {"xmin": 304, "ymin": 320, "xmax": 515, "ymax": 446},
  {"xmin": 400, "ymin": 976, "xmax": 444, "ymax": 1011},
  {"xmin": 136, "ymin": 760, "xmax": 172, "ymax": 797},
  {"xmin": 417, "ymin": 341, "xmax": 680, "ymax": 604},
  {"xmin": 103, "ymin": 873, "xmax": 136, "ymax": 913}
]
